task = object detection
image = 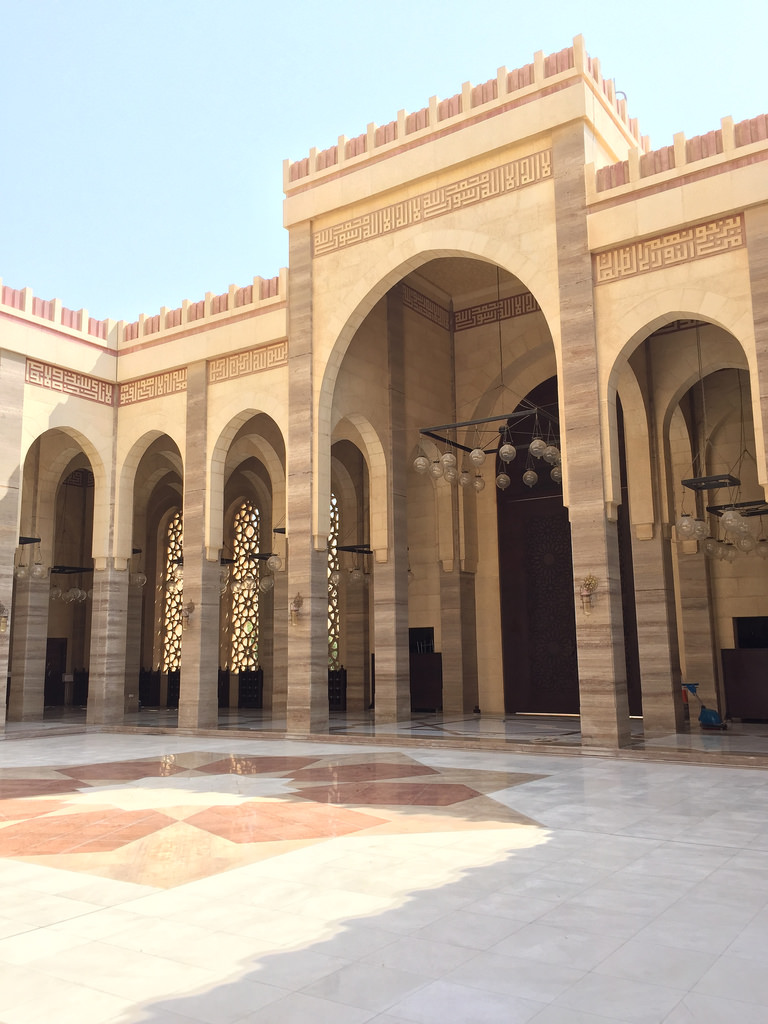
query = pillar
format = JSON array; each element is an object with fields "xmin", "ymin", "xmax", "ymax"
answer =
[
  {"xmin": 87, "ymin": 565, "xmax": 129, "ymax": 724},
  {"xmin": 0, "ymin": 352, "xmax": 25, "ymax": 726},
  {"xmin": 285, "ymin": 223, "xmax": 328, "ymax": 733},
  {"xmin": 632, "ymin": 528, "xmax": 685, "ymax": 735},
  {"xmin": 372, "ymin": 290, "xmax": 410, "ymax": 724},
  {"xmin": 8, "ymin": 577, "xmax": 50, "ymax": 721},
  {"xmin": 179, "ymin": 361, "xmax": 219, "ymax": 729},
  {"xmin": 553, "ymin": 123, "xmax": 631, "ymax": 747}
]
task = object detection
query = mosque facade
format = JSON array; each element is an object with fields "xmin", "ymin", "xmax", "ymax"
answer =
[{"xmin": 2, "ymin": 36, "xmax": 767, "ymax": 747}]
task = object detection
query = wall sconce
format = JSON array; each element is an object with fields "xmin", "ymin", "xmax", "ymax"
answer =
[
  {"xmin": 0, "ymin": 602, "xmax": 8, "ymax": 633},
  {"xmin": 182, "ymin": 601, "xmax": 195, "ymax": 630},
  {"xmin": 290, "ymin": 593, "xmax": 303, "ymax": 625},
  {"xmin": 579, "ymin": 574, "xmax": 599, "ymax": 615}
]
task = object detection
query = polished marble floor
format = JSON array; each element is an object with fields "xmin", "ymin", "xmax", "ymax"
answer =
[{"xmin": 1, "ymin": 729, "xmax": 768, "ymax": 1022}]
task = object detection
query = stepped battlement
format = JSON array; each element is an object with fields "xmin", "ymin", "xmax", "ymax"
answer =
[
  {"xmin": 0, "ymin": 271, "xmax": 287, "ymax": 350},
  {"xmin": 590, "ymin": 113, "xmax": 768, "ymax": 196},
  {"xmin": 284, "ymin": 35, "xmax": 648, "ymax": 191}
]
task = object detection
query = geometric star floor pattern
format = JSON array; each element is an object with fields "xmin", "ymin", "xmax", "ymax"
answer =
[
  {"xmin": 2, "ymin": 732, "xmax": 768, "ymax": 1023},
  {"xmin": 0, "ymin": 750, "xmax": 543, "ymax": 888}
]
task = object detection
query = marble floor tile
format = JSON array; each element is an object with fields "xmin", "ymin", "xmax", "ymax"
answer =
[{"xmin": 0, "ymin": 730, "xmax": 767, "ymax": 1022}]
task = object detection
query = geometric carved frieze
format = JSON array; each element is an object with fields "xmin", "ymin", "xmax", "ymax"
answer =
[
  {"xmin": 313, "ymin": 149, "xmax": 553, "ymax": 257},
  {"xmin": 401, "ymin": 285, "xmax": 452, "ymax": 330},
  {"xmin": 208, "ymin": 339, "xmax": 288, "ymax": 385},
  {"xmin": 119, "ymin": 369, "xmax": 187, "ymax": 406},
  {"xmin": 25, "ymin": 358, "xmax": 115, "ymax": 406},
  {"xmin": 454, "ymin": 290, "xmax": 541, "ymax": 331},
  {"xmin": 401, "ymin": 284, "xmax": 540, "ymax": 333},
  {"xmin": 593, "ymin": 214, "xmax": 745, "ymax": 285}
]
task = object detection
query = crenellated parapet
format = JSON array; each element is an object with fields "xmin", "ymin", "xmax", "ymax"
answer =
[
  {"xmin": 0, "ymin": 270, "xmax": 287, "ymax": 350},
  {"xmin": 590, "ymin": 113, "xmax": 768, "ymax": 196},
  {"xmin": 284, "ymin": 35, "xmax": 648, "ymax": 191}
]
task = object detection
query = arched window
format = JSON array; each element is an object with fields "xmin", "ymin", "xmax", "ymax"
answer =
[
  {"xmin": 163, "ymin": 511, "xmax": 183, "ymax": 672},
  {"xmin": 231, "ymin": 501, "xmax": 260, "ymax": 670},
  {"xmin": 328, "ymin": 493, "xmax": 341, "ymax": 669}
]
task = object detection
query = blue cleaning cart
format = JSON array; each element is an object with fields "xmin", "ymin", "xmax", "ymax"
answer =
[{"xmin": 682, "ymin": 683, "xmax": 727, "ymax": 730}]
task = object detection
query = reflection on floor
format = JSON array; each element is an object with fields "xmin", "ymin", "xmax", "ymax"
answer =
[
  {"xmin": 1, "ymin": 731, "xmax": 768, "ymax": 1022},
  {"xmin": 14, "ymin": 706, "xmax": 768, "ymax": 767}
]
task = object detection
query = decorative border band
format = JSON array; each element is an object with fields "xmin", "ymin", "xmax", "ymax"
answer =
[
  {"xmin": 401, "ymin": 284, "xmax": 540, "ymax": 332},
  {"xmin": 120, "ymin": 369, "xmax": 187, "ymax": 406},
  {"xmin": 208, "ymin": 339, "xmax": 288, "ymax": 385},
  {"xmin": 25, "ymin": 358, "xmax": 114, "ymax": 406},
  {"xmin": 594, "ymin": 214, "xmax": 745, "ymax": 285},
  {"xmin": 313, "ymin": 150, "xmax": 552, "ymax": 257}
]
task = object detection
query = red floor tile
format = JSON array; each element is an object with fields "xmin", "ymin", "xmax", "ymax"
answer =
[
  {"xmin": 292, "ymin": 762, "xmax": 438, "ymax": 783},
  {"xmin": 295, "ymin": 782, "xmax": 482, "ymax": 806}
]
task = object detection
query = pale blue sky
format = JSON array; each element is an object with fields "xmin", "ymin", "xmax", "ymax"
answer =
[{"xmin": 1, "ymin": 0, "xmax": 765, "ymax": 322}]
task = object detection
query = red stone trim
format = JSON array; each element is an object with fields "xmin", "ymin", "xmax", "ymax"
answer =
[
  {"xmin": 589, "ymin": 150, "xmax": 768, "ymax": 213},
  {"xmin": 593, "ymin": 214, "xmax": 746, "ymax": 285},
  {"xmin": 314, "ymin": 151, "xmax": 552, "ymax": 257},
  {"xmin": 208, "ymin": 339, "xmax": 288, "ymax": 384},
  {"xmin": 25, "ymin": 358, "xmax": 114, "ymax": 406}
]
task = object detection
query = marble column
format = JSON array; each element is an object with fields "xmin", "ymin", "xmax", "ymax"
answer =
[
  {"xmin": 746, "ymin": 206, "xmax": 768, "ymax": 475},
  {"xmin": 179, "ymin": 361, "xmax": 219, "ymax": 729},
  {"xmin": 676, "ymin": 546, "xmax": 720, "ymax": 710},
  {"xmin": 87, "ymin": 565, "xmax": 129, "ymax": 724},
  {"xmin": 345, "ymin": 576, "xmax": 370, "ymax": 710},
  {"xmin": 373, "ymin": 290, "xmax": 410, "ymax": 724},
  {"xmin": 0, "ymin": 351, "xmax": 25, "ymax": 727},
  {"xmin": 632, "ymin": 530, "xmax": 684, "ymax": 735},
  {"xmin": 123, "ymin": 579, "xmax": 143, "ymax": 712},
  {"xmin": 553, "ymin": 124, "xmax": 631, "ymax": 747},
  {"xmin": 8, "ymin": 578, "xmax": 50, "ymax": 721},
  {"xmin": 270, "ymin": 567, "xmax": 289, "ymax": 720},
  {"xmin": 285, "ymin": 223, "xmax": 328, "ymax": 733}
]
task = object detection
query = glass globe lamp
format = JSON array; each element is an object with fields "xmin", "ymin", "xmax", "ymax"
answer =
[
  {"xmin": 441, "ymin": 451, "xmax": 457, "ymax": 468},
  {"xmin": 458, "ymin": 470, "xmax": 471, "ymax": 488},
  {"xmin": 495, "ymin": 472, "xmax": 511, "ymax": 491},
  {"xmin": 543, "ymin": 445, "xmax": 560, "ymax": 465},
  {"xmin": 472, "ymin": 474, "xmax": 485, "ymax": 492},
  {"xmin": 693, "ymin": 519, "xmax": 709, "ymax": 540},
  {"xmin": 443, "ymin": 465, "xmax": 458, "ymax": 484},
  {"xmin": 522, "ymin": 470, "xmax": 538, "ymax": 488},
  {"xmin": 529, "ymin": 438, "xmax": 546, "ymax": 459},
  {"xmin": 550, "ymin": 466, "xmax": 562, "ymax": 483},
  {"xmin": 757, "ymin": 540, "xmax": 768, "ymax": 559},
  {"xmin": 267, "ymin": 554, "xmax": 282, "ymax": 572},
  {"xmin": 737, "ymin": 533, "xmax": 756, "ymax": 553},
  {"xmin": 259, "ymin": 576, "xmax": 274, "ymax": 593},
  {"xmin": 675, "ymin": 514, "xmax": 696, "ymax": 539},
  {"xmin": 429, "ymin": 461, "xmax": 444, "ymax": 479},
  {"xmin": 413, "ymin": 456, "xmax": 429, "ymax": 474},
  {"xmin": 498, "ymin": 443, "xmax": 517, "ymax": 463},
  {"xmin": 469, "ymin": 448, "xmax": 486, "ymax": 467}
]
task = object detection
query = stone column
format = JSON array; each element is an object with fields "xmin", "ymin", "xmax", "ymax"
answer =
[
  {"xmin": 87, "ymin": 565, "xmax": 129, "ymax": 723},
  {"xmin": 553, "ymin": 123, "xmax": 630, "ymax": 747},
  {"xmin": 179, "ymin": 361, "xmax": 219, "ymax": 729},
  {"xmin": 632, "ymin": 529, "xmax": 684, "ymax": 735},
  {"xmin": 285, "ymin": 223, "xmax": 328, "ymax": 733},
  {"xmin": 0, "ymin": 351, "xmax": 25, "ymax": 727},
  {"xmin": 372, "ymin": 290, "xmax": 410, "ymax": 724}
]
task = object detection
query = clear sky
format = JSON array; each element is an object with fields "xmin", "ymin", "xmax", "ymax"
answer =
[{"xmin": 1, "ymin": 0, "xmax": 765, "ymax": 322}]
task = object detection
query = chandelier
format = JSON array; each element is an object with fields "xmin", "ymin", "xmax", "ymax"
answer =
[
  {"xmin": 675, "ymin": 350, "xmax": 765, "ymax": 560},
  {"xmin": 412, "ymin": 401, "xmax": 562, "ymax": 492}
]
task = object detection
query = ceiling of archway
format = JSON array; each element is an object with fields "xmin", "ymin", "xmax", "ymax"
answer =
[{"xmin": 406, "ymin": 257, "xmax": 525, "ymax": 307}]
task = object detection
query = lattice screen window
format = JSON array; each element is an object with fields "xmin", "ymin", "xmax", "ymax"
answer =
[
  {"xmin": 231, "ymin": 501, "xmax": 260, "ymax": 670},
  {"xmin": 328, "ymin": 493, "xmax": 341, "ymax": 669},
  {"xmin": 163, "ymin": 510, "xmax": 183, "ymax": 672}
]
